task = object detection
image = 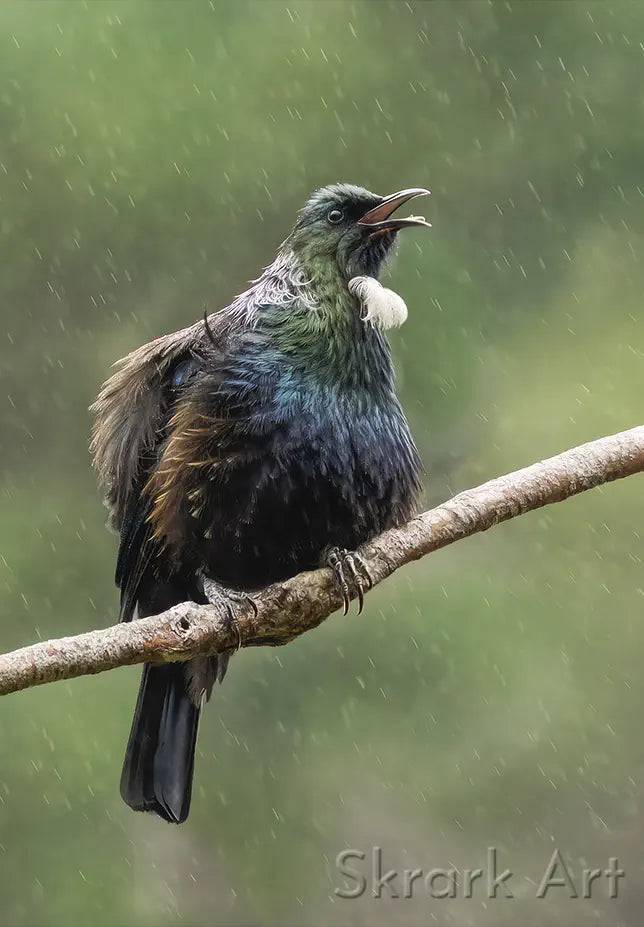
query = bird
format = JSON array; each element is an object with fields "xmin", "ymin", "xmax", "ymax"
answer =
[{"xmin": 91, "ymin": 183, "xmax": 430, "ymax": 823}]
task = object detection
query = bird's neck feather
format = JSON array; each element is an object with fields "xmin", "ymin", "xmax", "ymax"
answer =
[
  {"xmin": 263, "ymin": 250, "xmax": 395, "ymax": 392},
  {"xmin": 225, "ymin": 249, "xmax": 395, "ymax": 392}
]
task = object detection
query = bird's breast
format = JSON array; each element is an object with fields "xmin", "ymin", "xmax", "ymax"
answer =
[{"xmin": 191, "ymin": 388, "xmax": 421, "ymax": 590}]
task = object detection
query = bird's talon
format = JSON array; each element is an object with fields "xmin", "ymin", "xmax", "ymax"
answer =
[
  {"xmin": 202, "ymin": 578, "xmax": 253, "ymax": 650},
  {"xmin": 353, "ymin": 552, "xmax": 374, "ymax": 590},
  {"xmin": 343, "ymin": 551, "xmax": 365, "ymax": 614},
  {"xmin": 232, "ymin": 590, "xmax": 259, "ymax": 618},
  {"xmin": 223, "ymin": 601, "xmax": 242, "ymax": 650},
  {"xmin": 356, "ymin": 579, "xmax": 365, "ymax": 614},
  {"xmin": 326, "ymin": 546, "xmax": 371, "ymax": 615}
]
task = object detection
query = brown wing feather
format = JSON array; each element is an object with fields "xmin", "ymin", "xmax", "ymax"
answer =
[
  {"xmin": 90, "ymin": 319, "xmax": 207, "ymax": 529},
  {"xmin": 145, "ymin": 398, "xmax": 229, "ymax": 547}
]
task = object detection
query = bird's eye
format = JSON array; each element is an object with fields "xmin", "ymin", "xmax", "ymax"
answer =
[{"xmin": 327, "ymin": 208, "xmax": 344, "ymax": 225}]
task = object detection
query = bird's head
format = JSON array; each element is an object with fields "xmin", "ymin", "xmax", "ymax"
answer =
[{"xmin": 287, "ymin": 183, "xmax": 431, "ymax": 280}]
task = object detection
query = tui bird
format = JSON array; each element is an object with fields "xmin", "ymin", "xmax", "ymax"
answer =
[{"xmin": 91, "ymin": 183, "xmax": 430, "ymax": 823}]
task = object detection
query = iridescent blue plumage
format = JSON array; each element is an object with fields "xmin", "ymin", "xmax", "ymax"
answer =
[{"xmin": 91, "ymin": 182, "xmax": 429, "ymax": 822}]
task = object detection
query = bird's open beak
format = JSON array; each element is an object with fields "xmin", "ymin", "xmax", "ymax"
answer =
[{"xmin": 358, "ymin": 187, "xmax": 431, "ymax": 233}]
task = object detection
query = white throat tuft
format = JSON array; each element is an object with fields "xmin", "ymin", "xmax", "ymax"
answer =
[{"xmin": 348, "ymin": 276, "xmax": 408, "ymax": 330}]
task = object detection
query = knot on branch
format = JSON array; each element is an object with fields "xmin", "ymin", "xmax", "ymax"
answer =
[{"xmin": 169, "ymin": 603, "xmax": 200, "ymax": 641}]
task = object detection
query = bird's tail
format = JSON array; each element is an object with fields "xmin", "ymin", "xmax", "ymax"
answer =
[{"xmin": 120, "ymin": 662, "xmax": 199, "ymax": 824}]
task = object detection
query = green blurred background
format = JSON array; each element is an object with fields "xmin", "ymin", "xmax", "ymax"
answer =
[{"xmin": 1, "ymin": 1, "xmax": 644, "ymax": 924}]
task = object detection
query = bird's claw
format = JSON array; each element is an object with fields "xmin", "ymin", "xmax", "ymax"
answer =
[
  {"xmin": 202, "ymin": 579, "xmax": 258, "ymax": 651},
  {"xmin": 223, "ymin": 602, "xmax": 242, "ymax": 651},
  {"xmin": 325, "ymin": 547, "xmax": 373, "ymax": 615},
  {"xmin": 225, "ymin": 589, "xmax": 259, "ymax": 619}
]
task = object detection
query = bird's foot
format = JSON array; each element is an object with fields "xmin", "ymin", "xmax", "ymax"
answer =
[
  {"xmin": 324, "ymin": 547, "xmax": 373, "ymax": 615},
  {"xmin": 201, "ymin": 577, "xmax": 258, "ymax": 652}
]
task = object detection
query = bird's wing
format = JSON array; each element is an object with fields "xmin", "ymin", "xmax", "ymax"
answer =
[
  {"xmin": 90, "ymin": 313, "xmax": 227, "ymax": 620},
  {"xmin": 114, "ymin": 348, "xmax": 249, "ymax": 620},
  {"xmin": 90, "ymin": 317, "xmax": 209, "ymax": 531},
  {"xmin": 144, "ymin": 325, "xmax": 279, "ymax": 550},
  {"xmin": 144, "ymin": 370, "xmax": 238, "ymax": 550},
  {"xmin": 114, "ymin": 354, "xmax": 242, "ymax": 620}
]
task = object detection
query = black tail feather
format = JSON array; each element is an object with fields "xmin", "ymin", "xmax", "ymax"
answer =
[{"xmin": 120, "ymin": 663, "xmax": 199, "ymax": 824}]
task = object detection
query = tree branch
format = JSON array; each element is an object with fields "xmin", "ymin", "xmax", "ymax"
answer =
[{"xmin": 1, "ymin": 425, "xmax": 643, "ymax": 697}]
